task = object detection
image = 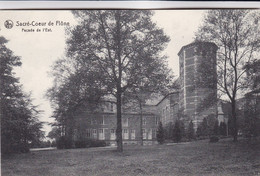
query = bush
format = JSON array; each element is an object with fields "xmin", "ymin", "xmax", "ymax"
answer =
[
  {"xmin": 164, "ymin": 122, "xmax": 174, "ymax": 140},
  {"xmin": 187, "ymin": 120, "xmax": 195, "ymax": 141},
  {"xmin": 157, "ymin": 121, "xmax": 165, "ymax": 144},
  {"xmin": 56, "ymin": 136, "xmax": 73, "ymax": 149},
  {"xmin": 209, "ymin": 136, "xmax": 219, "ymax": 143},
  {"xmin": 2, "ymin": 140, "xmax": 30, "ymax": 154},
  {"xmin": 89, "ymin": 139, "xmax": 106, "ymax": 147},
  {"xmin": 173, "ymin": 120, "xmax": 185, "ymax": 143},
  {"xmin": 219, "ymin": 122, "xmax": 227, "ymax": 136},
  {"xmin": 74, "ymin": 139, "xmax": 107, "ymax": 148}
]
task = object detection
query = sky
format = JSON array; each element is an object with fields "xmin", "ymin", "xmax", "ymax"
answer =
[{"xmin": 0, "ymin": 10, "xmax": 205, "ymax": 135}]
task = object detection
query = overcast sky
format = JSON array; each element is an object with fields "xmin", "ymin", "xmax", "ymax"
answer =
[{"xmin": 0, "ymin": 10, "xmax": 205, "ymax": 135}]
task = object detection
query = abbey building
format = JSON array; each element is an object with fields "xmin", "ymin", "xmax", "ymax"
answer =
[{"xmin": 70, "ymin": 41, "xmax": 227, "ymax": 145}]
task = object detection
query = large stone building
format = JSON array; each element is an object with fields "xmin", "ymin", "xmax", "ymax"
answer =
[{"xmin": 71, "ymin": 41, "xmax": 225, "ymax": 144}]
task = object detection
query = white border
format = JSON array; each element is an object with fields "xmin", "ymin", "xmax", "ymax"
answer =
[{"xmin": 1, "ymin": 1, "xmax": 260, "ymax": 10}]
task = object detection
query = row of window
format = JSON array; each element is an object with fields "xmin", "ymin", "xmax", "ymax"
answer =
[
  {"xmin": 90, "ymin": 117, "xmax": 160, "ymax": 126},
  {"xmin": 83, "ymin": 128, "xmax": 156, "ymax": 140}
]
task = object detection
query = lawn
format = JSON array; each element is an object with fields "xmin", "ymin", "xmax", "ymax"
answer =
[{"xmin": 2, "ymin": 137, "xmax": 260, "ymax": 176}]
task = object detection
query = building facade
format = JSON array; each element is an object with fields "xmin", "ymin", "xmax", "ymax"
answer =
[
  {"xmin": 72, "ymin": 101, "xmax": 159, "ymax": 145},
  {"xmin": 71, "ymin": 41, "xmax": 224, "ymax": 144}
]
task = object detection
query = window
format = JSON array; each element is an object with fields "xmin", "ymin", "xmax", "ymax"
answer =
[
  {"xmin": 92, "ymin": 129, "xmax": 97, "ymax": 139},
  {"xmin": 110, "ymin": 129, "xmax": 116, "ymax": 140},
  {"xmin": 148, "ymin": 129, "xmax": 152, "ymax": 140},
  {"xmin": 99, "ymin": 128, "xmax": 105, "ymax": 140},
  {"xmin": 101, "ymin": 103, "xmax": 105, "ymax": 112},
  {"xmin": 142, "ymin": 117, "xmax": 146, "ymax": 125},
  {"xmin": 155, "ymin": 117, "xmax": 159, "ymax": 125},
  {"xmin": 91, "ymin": 118, "xmax": 97, "ymax": 125},
  {"xmin": 122, "ymin": 118, "xmax": 128, "ymax": 127},
  {"xmin": 123, "ymin": 129, "xmax": 129, "ymax": 140},
  {"xmin": 130, "ymin": 129, "xmax": 135, "ymax": 140},
  {"xmin": 110, "ymin": 103, "xmax": 114, "ymax": 112},
  {"xmin": 162, "ymin": 108, "xmax": 165, "ymax": 116},
  {"xmin": 99, "ymin": 116, "xmax": 105, "ymax": 125},
  {"xmin": 142, "ymin": 129, "xmax": 146, "ymax": 139},
  {"xmin": 86, "ymin": 129, "xmax": 91, "ymax": 138}
]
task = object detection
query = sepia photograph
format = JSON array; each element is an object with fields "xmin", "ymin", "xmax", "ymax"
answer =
[{"xmin": 1, "ymin": 6, "xmax": 260, "ymax": 176}]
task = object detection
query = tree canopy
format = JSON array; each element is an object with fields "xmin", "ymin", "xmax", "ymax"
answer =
[
  {"xmin": 48, "ymin": 10, "xmax": 172, "ymax": 151},
  {"xmin": 195, "ymin": 10, "xmax": 260, "ymax": 141},
  {"xmin": 0, "ymin": 36, "xmax": 44, "ymax": 154}
]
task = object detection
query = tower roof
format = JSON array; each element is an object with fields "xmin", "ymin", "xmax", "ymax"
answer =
[{"xmin": 178, "ymin": 41, "xmax": 218, "ymax": 56}]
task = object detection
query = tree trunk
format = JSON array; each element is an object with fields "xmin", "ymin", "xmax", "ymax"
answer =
[
  {"xmin": 139, "ymin": 102, "xmax": 143, "ymax": 146},
  {"xmin": 116, "ymin": 91, "xmax": 123, "ymax": 152},
  {"xmin": 231, "ymin": 100, "xmax": 238, "ymax": 142}
]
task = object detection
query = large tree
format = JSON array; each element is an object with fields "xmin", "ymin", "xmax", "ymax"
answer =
[
  {"xmin": 195, "ymin": 10, "xmax": 260, "ymax": 141},
  {"xmin": 49, "ymin": 10, "xmax": 170, "ymax": 152},
  {"xmin": 0, "ymin": 36, "xmax": 43, "ymax": 154},
  {"xmin": 122, "ymin": 68, "xmax": 174, "ymax": 145}
]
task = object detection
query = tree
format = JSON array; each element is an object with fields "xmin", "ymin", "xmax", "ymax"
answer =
[
  {"xmin": 213, "ymin": 120, "xmax": 219, "ymax": 136},
  {"xmin": 242, "ymin": 60, "xmax": 260, "ymax": 138},
  {"xmin": 164, "ymin": 122, "xmax": 174, "ymax": 140},
  {"xmin": 243, "ymin": 93, "xmax": 260, "ymax": 138},
  {"xmin": 0, "ymin": 36, "xmax": 43, "ymax": 154},
  {"xmin": 196, "ymin": 10, "xmax": 260, "ymax": 141},
  {"xmin": 47, "ymin": 60, "xmax": 106, "ymax": 141},
  {"xmin": 187, "ymin": 120, "xmax": 195, "ymax": 140},
  {"xmin": 156, "ymin": 121, "xmax": 165, "ymax": 144},
  {"xmin": 172, "ymin": 120, "xmax": 184, "ymax": 143},
  {"xmin": 47, "ymin": 126, "xmax": 62, "ymax": 140},
  {"xmin": 197, "ymin": 117, "xmax": 209, "ymax": 137},
  {"xmin": 49, "ymin": 10, "xmax": 170, "ymax": 152},
  {"xmin": 219, "ymin": 122, "xmax": 227, "ymax": 136},
  {"xmin": 122, "ymin": 71, "xmax": 174, "ymax": 145}
]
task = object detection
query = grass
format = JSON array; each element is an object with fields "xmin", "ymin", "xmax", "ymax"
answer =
[{"xmin": 2, "ymin": 137, "xmax": 260, "ymax": 176}]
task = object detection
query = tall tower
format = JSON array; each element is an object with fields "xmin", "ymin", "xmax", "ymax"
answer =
[{"xmin": 178, "ymin": 42, "xmax": 218, "ymax": 129}]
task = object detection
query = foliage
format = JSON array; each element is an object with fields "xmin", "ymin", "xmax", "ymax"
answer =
[
  {"xmin": 209, "ymin": 136, "xmax": 219, "ymax": 143},
  {"xmin": 187, "ymin": 120, "xmax": 195, "ymax": 140},
  {"xmin": 163, "ymin": 122, "xmax": 174, "ymax": 140},
  {"xmin": 243, "ymin": 93, "xmax": 260, "ymax": 138},
  {"xmin": 56, "ymin": 136, "xmax": 74, "ymax": 149},
  {"xmin": 156, "ymin": 121, "xmax": 165, "ymax": 144},
  {"xmin": 172, "ymin": 120, "xmax": 184, "ymax": 143},
  {"xmin": 244, "ymin": 59, "xmax": 260, "ymax": 91},
  {"xmin": 0, "ymin": 36, "xmax": 44, "ymax": 154},
  {"xmin": 48, "ymin": 10, "xmax": 170, "ymax": 151},
  {"xmin": 47, "ymin": 126, "xmax": 62, "ymax": 140},
  {"xmin": 196, "ymin": 116, "xmax": 219, "ymax": 138},
  {"xmin": 74, "ymin": 139, "xmax": 106, "ymax": 148},
  {"xmin": 195, "ymin": 9, "xmax": 260, "ymax": 141},
  {"xmin": 213, "ymin": 120, "xmax": 219, "ymax": 136},
  {"xmin": 219, "ymin": 122, "xmax": 227, "ymax": 136},
  {"xmin": 243, "ymin": 60, "xmax": 260, "ymax": 138},
  {"xmin": 197, "ymin": 118, "xmax": 209, "ymax": 137},
  {"xmin": 30, "ymin": 140, "xmax": 52, "ymax": 148}
]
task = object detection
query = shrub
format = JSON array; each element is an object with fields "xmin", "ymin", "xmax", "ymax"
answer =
[
  {"xmin": 89, "ymin": 139, "xmax": 106, "ymax": 147},
  {"xmin": 2, "ymin": 140, "xmax": 30, "ymax": 154},
  {"xmin": 187, "ymin": 120, "xmax": 195, "ymax": 141},
  {"xmin": 172, "ymin": 120, "xmax": 182, "ymax": 143},
  {"xmin": 213, "ymin": 120, "xmax": 219, "ymax": 136},
  {"xmin": 157, "ymin": 121, "xmax": 165, "ymax": 144},
  {"xmin": 209, "ymin": 136, "xmax": 219, "ymax": 143},
  {"xmin": 56, "ymin": 136, "xmax": 73, "ymax": 149},
  {"xmin": 219, "ymin": 122, "xmax": 227, "ymax": 136},
  {"xmin": 164, "ymin": 122, "xmax": 174, "ymax": 140},
  {"xmin": 75, "ymin": 139, "xmax": 107, "ymax": 148}
]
